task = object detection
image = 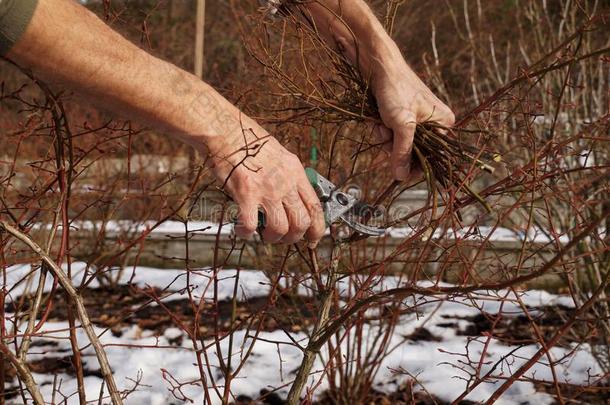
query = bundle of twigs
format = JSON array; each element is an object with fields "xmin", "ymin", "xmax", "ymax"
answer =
[
  {"xmin": 247, "ymin": 2, "xmax": 498, "ymax": 214},
  {"xmin": 413, "ymin": 123, "xmax": 498, "ymax": 213}
]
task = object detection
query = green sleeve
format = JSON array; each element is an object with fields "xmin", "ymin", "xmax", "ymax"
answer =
[{"xmin": 0, "ymin": 0, "xmax": 39, "ymax": 56}]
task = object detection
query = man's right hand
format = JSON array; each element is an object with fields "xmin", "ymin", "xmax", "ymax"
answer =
[{"xmin": 209, "ymin": 119, "xmax": 326, "ymax": 246}]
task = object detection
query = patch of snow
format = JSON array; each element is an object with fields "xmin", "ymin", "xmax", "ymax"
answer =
[
  {"xmin": 5, "ymin": 267, "xmax": 598, "ymax": 404},
  {"xmin": 34, "ymin": 220, "xmax": 233, "ymax": 236},
  {"xmin": 388, "ymin": 225, "xmax": 570, "ymax": 244},
  {"xmin": 4, "ymin": 264, "xmax": 270, "ymax": 304},
  {"xmin": 33, "ymin": 219, "xmax": 574, "ymax": 245},
  {"xmin": 163, "ymin": 327, "xmax": 183, "ymax": 341}
]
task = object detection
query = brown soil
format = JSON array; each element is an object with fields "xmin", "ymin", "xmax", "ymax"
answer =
[
  {"xmin": 1, "ymin": 353, "xmax": 104, "ymax": 401},
  {"xmin": 231, "ymin": 384, "xmax": 478, "ymax": 405},
  {"xmin": 231, "ymin": 381, "xmax": 610, "ymax": 405},
  {"xmin": 6, "ymin": 285, "xmax": 317, "ymax": 339},
  {"xmin": 439, "ymin": 305, "xmax": 601, "ymax": 347},
  {"xmin": 6, "ymin": 287, "xmax": 594, "ymax": 349},
  {"xmin": 535, "ymin": 381, "xmax": 610, "ymax": 405}
]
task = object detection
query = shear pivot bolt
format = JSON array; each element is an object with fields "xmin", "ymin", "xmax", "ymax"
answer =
[{"xmin": 336, "ymin": 193, "xmax": 349, "ymax": 206}]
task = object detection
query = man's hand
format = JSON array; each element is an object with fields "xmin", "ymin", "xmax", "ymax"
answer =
[
  {"xmin": 372, "ymin": 60, "xmax": 455, "ymax": 181},
  {"xmin": 209, "ymin": 119, "xmax": 326, "ymax": 244},
  {"xmin": 300, "ymin": 0, "xmax": 455, "ymax": 182}
]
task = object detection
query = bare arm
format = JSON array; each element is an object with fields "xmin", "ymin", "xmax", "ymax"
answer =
[
  {"xmin": 292, "ymin": 0, "xmax": 456, "ymax": 180},
  {"xmin": 5, "ymin": 0, "xmax": 325, "ymax": 245}
]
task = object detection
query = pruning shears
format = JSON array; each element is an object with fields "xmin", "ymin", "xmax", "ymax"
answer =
[
  {"xmin": 304, "ymin": 168, "xmax": 386, "ymax": 237},
  {"xmin": 253, "ymin": 168, "xmax": 386, "ymax": 239}
]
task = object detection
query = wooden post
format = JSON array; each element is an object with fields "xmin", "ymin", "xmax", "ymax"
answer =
[
  {"xmin": 195, "ymin": 0, "xmax": 206, "ymax": 79},
  {"xmin": 191, "ymin": 0, "xmax": 206, "ymax": 179}
]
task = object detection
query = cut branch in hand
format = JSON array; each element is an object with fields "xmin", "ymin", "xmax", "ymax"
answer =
[{"xmin": 244, "ymin": 3, "xmax": 499, "ymax": 215}]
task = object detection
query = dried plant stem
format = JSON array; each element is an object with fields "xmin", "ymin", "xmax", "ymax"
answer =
[
  {"xmin": 486, "ymin": 260, "xmax": 610, "ymax": 404},
  {"xmin": 314, "ymin": 208, "xmax": 610, "ymax": 347},
  {"xmin": 17, "ymin": 267, "xmax": 48, "ymax": 361},
  {"xmin": 0, "ymin": 221, "xmax": 124, "ymax": 405},
  {"xmin": 287, "ymin": 244, "xmax": 342, "ymax": 404},
  {"xmin": 0, "ymin": 343, "xmax": 44, "ymax": 405},
  {"xmin": 17, "ymin": 80, "xmax": 71, "ymax": 362},
  {"xmin": 248, "ymin": 6, "xmax": 501, "ymax": 213},
  {"xmin": 383, "ymin": 0, "xmax": 405, "ymax": 35}
]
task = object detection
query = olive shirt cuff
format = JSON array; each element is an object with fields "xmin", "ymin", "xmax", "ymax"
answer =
[{"xmin": 0, "ymin": 0, "xmax": 39, "ymax": 56}]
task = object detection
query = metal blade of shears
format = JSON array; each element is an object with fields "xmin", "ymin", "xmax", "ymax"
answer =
[{"xmin": 305, "ymin": 168, "xmax": 386, "ymax": 237}]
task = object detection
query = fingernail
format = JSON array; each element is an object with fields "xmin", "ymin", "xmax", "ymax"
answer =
[{"xmin": 307, "ymin": 241, "xmax": 318, "ymax": 249}]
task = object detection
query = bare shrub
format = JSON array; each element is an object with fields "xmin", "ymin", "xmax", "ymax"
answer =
[{"xmin": 0, "ymin": 1, "xmax": 608, "ymax": 404}]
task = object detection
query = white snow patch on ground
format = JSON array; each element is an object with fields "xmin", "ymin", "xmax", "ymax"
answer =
[
  {"xmin": 5, "ymin": 266, "xmax": 601, "ymax": 404},
  {"xmin": 34, "ymin": 219, "xmax": 572, "ymax": 245},
  {"xmin": 5, "ymin": 263, "xmax": 270, "ymax": 302},
  {"xmin": 388, "ymin": 225, "xmax": 570, "ymax": 244},
  {"xmin": 35, "ymin": 220, "xmax": 234, "ymax": 236}
]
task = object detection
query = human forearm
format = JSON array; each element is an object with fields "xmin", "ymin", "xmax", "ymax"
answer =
[
  {"xmin": 298, "ymin": 0, "xmax": 403, "ymax": 83},
  {"xmin": 6, "ymin": 0, "xmax": 326, "ymax": 245},
  {"xmin": 6, "ymin": 0, "xmax": 244, "ymax": 157}
]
